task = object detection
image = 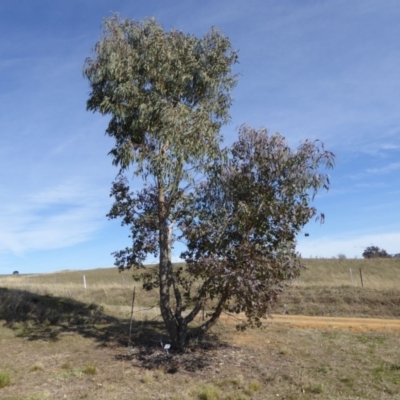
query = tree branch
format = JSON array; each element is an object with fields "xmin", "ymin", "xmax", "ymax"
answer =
[{"xmin": 187, "ymin": 284, "xmax": 230, "ymax": 338}]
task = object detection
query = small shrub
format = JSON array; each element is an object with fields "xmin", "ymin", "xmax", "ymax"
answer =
[
  {"xmin": 304, "ymin": 383, "xmax": 324, "ymax": 394},
  {"xmin": 277, "ymin": 344, "xmax": 292, "ymax": 355},
  {"xmin": 245, "ymin": 380, "xmax": 261, "ymax": 394},
  {"xmin": 218, "ymin": 375, "xmax": 244, "ymax": 388},
  {"xmin": 154, "ymin": 369, "xmax": 165, "ymax": 381},
  {"xmin": 140, "ymin": 371, "xmax": 153, "ymax": 384},
  {"xmin": 197, "ymin": 384, "xmax": 221, "ymax": 400},
  {"xmin": 83, "ymin": 364, "xmax": 97, "ymax": 375},
  {"xmin": 339, "ymin": 377, "xmax": 354, "ymax": 387},
  {"xmin": 0, "ymin": 370, "xmax": 11, "ymax": 388},
  {"xmin": 30, "ymin": 362, "xmax": 44, "ymax": 372},
  {"xmin": 61, "ymin": 361, "xmax": 71, "ymax": 370}
]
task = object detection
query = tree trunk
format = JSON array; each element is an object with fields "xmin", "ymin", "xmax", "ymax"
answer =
[
  {"xmin": 159, "ymin": 223, "xmax": 189, "ymax": 350},
  {"xmin": 158, "ymin": 180, "xmax": 178, "ymax": 345},
  {"xmin": 158, "ymin": 179, "xmax": 191, "ymax": 350}
]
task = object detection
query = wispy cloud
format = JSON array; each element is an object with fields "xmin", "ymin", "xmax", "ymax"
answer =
[
  {"xmin": 380, "ymin": 143, "xmax": 400, "ymax": 150},
  {"xmin": 366, "ymin": 162, "xmax": 400, "ymax": 174},
  {"xmin": 0, "ymin": 180, "xmax": 108, "ymax": 255}
]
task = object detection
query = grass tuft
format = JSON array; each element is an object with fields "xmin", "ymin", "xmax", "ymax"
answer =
[
  {"xmin": 154, "ymin": 369, "xmax": 165, "ymax": 381},
  {"xmin": 30, "ymin": 362, "xmax": 44, "ymax": 372},
  {"xmin": 304, "ymin": 382, "xmax": 324, "ymax": 394},
  {"xmin": 245, "ymin": 379, "xmax": 261, "ymax": 394},
  {"xmin": 140, "ymin": 371, "xmax": 153, "ymax": 384},
  {"xmin": 197, "ymin": 384, "xmax": 221, "ymax": 400},
  {"xmin": 218, "ymin": 374, "xmax": 244, "ymax": 388},
  {"xmin": 54, "ymin": 368, "xmax": 84, "ymax": 380},
  {"xmin": 61, "ymin": 360, "xmax": 71, "ymax": 370},
  {"xmin": 0, "ymin": 370, "xmax": 11, "ymax": 388},
  {"xmin": 83, "ymin": 364, "xmax": 97, "ymax": 375}
]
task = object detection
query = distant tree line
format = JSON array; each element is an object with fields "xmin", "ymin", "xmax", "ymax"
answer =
[{"xmin": 362, "ymin": 246, "xmax": 400, "ymax": 259}]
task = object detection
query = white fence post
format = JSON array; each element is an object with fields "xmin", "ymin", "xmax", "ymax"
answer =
[{"xmin": 83, "ymin": 275, "xmax": 87, "ymax": 289}]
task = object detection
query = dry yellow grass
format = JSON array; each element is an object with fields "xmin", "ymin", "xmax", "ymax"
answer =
[
  {"xmin": 297, "ymin": 258, "xmax": 400, "ymax": 289},
  {"xmin": 1, "ymin": 258, "xmax": 399, "ymax": 319},
  {"xmin": 2, "ymin": 258, "xmax": 398, "ymax": 289}
]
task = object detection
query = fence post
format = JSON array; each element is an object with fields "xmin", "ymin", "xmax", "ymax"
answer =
[
  {"xmin": 349, "ymin": 268, "xmax": 354, "ymax": 286},
  {"xmin": 83, "ymin": 275, "xmax": 87, "ymax": 289},
  {"xmin": 128, "ymin": 287, "xmax": 136, "ymax": 344},
  {"xmin": 359, "ymin": 268, "xmax": 364, "ymax": 288}
]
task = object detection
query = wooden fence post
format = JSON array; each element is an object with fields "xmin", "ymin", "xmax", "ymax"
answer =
[{"xmin": 128, "ymin": 287, "xmax": 136, "ymax": 344}]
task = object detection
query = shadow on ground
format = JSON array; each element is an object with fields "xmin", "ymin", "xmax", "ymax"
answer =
[
  {"xmin": 0, "ymin": 287, "xmax": 228, "ymax": 373},
  {"xmin": 0, "ymin": 286, "xmax": 167, "ymax": 346}
]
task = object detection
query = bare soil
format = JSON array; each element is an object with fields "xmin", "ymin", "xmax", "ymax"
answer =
[{"xmin": 255, "ymin": 314, "xmax": 400, "ymax": 332}]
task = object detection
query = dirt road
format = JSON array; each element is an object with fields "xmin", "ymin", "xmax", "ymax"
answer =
[
  {"xmin": 119, "ymin": 306, "xmax": 400, "ymax": 333},
  {"xmin": 258, "ymin": 314, "xmax": 400, "ymax": 332}
]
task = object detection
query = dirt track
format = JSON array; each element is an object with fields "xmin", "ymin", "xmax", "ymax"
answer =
[
  {"xmin": 259, "ymin": 314, "xmax": 400, "ymax": 332},
  {"xmin": 124, "ymin": 306, "xmax": 400, "ymax": 333}
]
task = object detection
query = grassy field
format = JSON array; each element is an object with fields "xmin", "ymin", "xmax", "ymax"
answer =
[
  {"xmin": 2, "ymin": 258, "xmax": 399, "ymax": 318},
  {"xmin": 297, "ymin": 258, "xmax": 400, "ymax": 289},
  {"xmin": 1, "ymin": 258, "xmax": 400, "ymax": 399}
]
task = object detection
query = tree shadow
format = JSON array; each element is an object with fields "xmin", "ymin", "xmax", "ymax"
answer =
[
  {"xmin": 0, "ymin": 287, "xmax": 230, "ymax": 373},
  {"xmin": 0, "ymin": 286, "xmax": 164, "ymax": 344}
]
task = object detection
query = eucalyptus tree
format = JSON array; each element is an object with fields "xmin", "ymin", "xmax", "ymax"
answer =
[
  {"xmin": 84, "ymin": 16, "xmax": 238, "ymax": 348},
  {"xmin": 180, "ymin": 125, "xmax": 335, "ymax": 333}
]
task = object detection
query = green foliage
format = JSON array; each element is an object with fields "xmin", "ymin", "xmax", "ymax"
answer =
[
  {"xmin": 181, "ymin": 126, "xmax": 335, "ymax": 327},
  {"xmin": 84, "ymin": 15, "xmax": 237, "ymax": 173}
]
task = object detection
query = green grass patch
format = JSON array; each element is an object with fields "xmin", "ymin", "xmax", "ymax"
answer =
[
  {"xmin": 0, "ymin": 370, "xmax": 11, "ymax": 388},
  {"xmin": 82, "ymin": 364, "xmax": 97, "ymax": 375}
]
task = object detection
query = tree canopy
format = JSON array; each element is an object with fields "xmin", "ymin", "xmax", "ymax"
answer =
[
  {"xmin": 84, "ymin": 16, "xmax": 237, "ymax": 173},
  {"xmin": 180, "ymin": 125, "xmax": 335, "ymax": 330}
]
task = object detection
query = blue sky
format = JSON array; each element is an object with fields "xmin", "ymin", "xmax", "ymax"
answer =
[{"xmin": 0, "ymin": 0, "xmax": 399, "ymax": 274}]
